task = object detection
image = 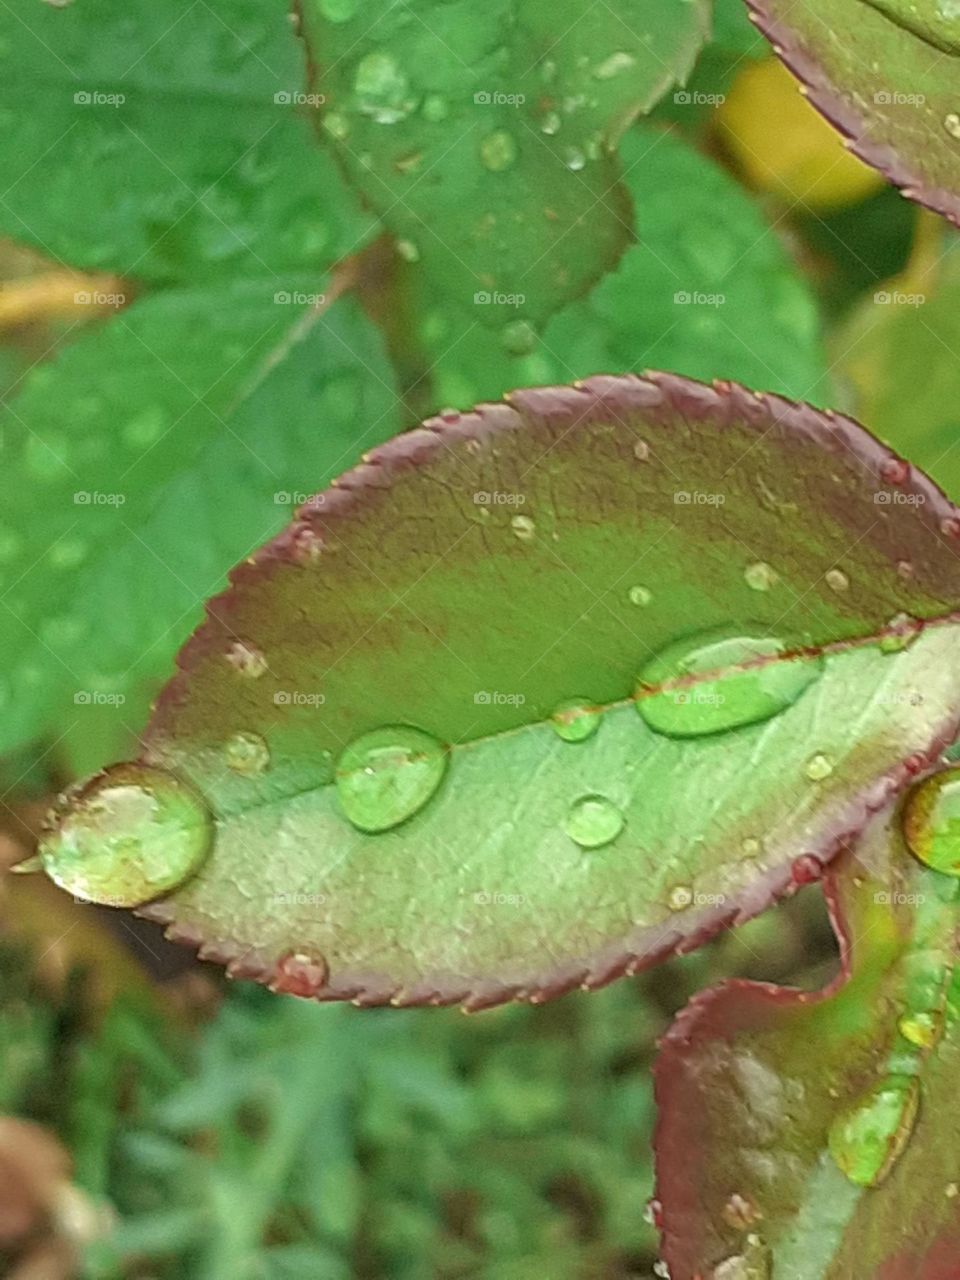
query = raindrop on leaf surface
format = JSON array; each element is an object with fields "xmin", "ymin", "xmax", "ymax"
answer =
[
  {"xmin": 336, "ymin": 727, "xmax": 448, "ymax": 833},
  {"xmin": 903, "ymin": 767, "xmax": 960, "ymax": 876},
  {"xmin": 550, "ymin": 698, "xmax": 601, "ymax": 743},
  {"xmin": 224, "ymin": 731, "xmax": 270, "ymax": 776},
  {"xmin": 636, "ymin": 628, "xmax": 823, "ymax": 739},
  {"xmin": 38, "ymin": 763, "xmax": 213, "ymax": 907},
  {"xmin": 744, "ymin": 561, "xmax": 778, "ymax": 592},
  {"xmin": 564, "ymin": 795, "xmax": 624, "ymax": 849}
]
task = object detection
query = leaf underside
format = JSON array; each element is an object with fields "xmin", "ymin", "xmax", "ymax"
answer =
[
  {"xmin": 132, "ymin": 372, "xmax": 960, "ymax": 1009},
  {"xmin": 748, "ymin": 0, "xmax": 960, "ymax": 227}
]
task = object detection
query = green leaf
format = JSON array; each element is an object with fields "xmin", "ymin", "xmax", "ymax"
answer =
[
  {"xmin": 0, "ymin": 0, "xmax": 374, "ymax": 280},
  {"xmin": 833, "ymin": 246, "xmax": 960, "ymax": 504},
  {"xmin": 655, "ymin": 797, "xmax": 960, "ymax": 1279},
  {"xmin": 0, "ymin": 284, "xmax": 401, "ymax": 757},
  {"xmin": 418, "ymin": 128, "xmax": 827, "ymax": 411},
  {"xmin": 749, "ymin": 0, "xmax": 960, "ymax": 226},
  {"xmin": 298, "ymin": 0, "xmax": 710, "ymax": 327},
  {"xmin": 73, "ymin": 372, "xmax": 960, "ymax": 1009}
]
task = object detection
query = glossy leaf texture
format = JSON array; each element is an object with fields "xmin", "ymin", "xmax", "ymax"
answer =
[
  {"xmin": 0, "ymin": 286, "xmax": 401, "ymax": 760},
  {"xmin": 0, "ymin": 0, "xmax": 374, "ymax": 280},
  {"xmin": 655, "ymin": 796, "xmax": 960, "ymax": 1279},
  {"xmin": 748, "ymin": 0, "xmax": 960, "ymax": 226},
  {"xmin": 298, "ymin": 0, "xmax": 710, "ymax": 327},
  {"xmin": 92, "ymin": 371, "xmax": 960, "ymax": 1009},
  {"xmin": 416, "ymin": 127, "xmax": 828, "ymax": 412}
]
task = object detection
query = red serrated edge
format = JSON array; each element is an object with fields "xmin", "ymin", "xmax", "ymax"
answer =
[{"xmin": 136, "ymin": 371, "xmax": 960, "ymax": 1011}]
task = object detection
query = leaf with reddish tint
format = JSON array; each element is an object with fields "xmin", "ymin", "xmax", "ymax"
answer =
[
  {"xmin": 748, "ymin": 0, "xmax": 960, "ymax": 226},
  {"xmin": 654, "ymin": 795, "xmax": 960, "ymax": 1279},
  {"xmin": 28, "ymin": 371, "xmax": 952, "ymax": 1009}
]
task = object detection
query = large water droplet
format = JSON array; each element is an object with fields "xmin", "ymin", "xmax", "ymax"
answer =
[
  {"xmin": 828, "ymin": 1075, "xmax": 920, "ymax": 1187},
  {"xmin": 354, "ymin": 52, "xmax": 412, "ymax": 124},
  {"xmin": 564, "ymin": 795, "xmax": 624, "ymax": 848},
  {"xmin": 903, "ymin": 768, "xmax": 960, "ymax": 876},
  {"xmin": 636, "ymin": 628, "xmax": 823, "ymax": 739},
  {"xmin": 336, "ymin": 726, "xmax": 447, "ymax": 832},
  {"xmin": 551, "ymin": 698, "xmax": 601, "ymax": 743},
  {"xmin": 628, "ymin": 585, "xmax": 652, "ymax": 607},
  {"xmin": 879, "ymin": 613, "xmax": 923, "ymax": 654},
  {"xmin": 38, "ymin": 763, "xmax": 213, "ymax": 907},
  {"xmin": 480, "ymin": 129, "xmax": 518, "ymax": 171},
  {"xmin": 224, "ymin": 731, "xmax": 270, "ymax": 776}
]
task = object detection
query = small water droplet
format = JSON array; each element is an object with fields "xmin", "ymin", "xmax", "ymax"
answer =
[
  {"xmin": 540, "ymin": 110, "xmax": 562, "ymax": 135},
  {"xmin": 562, "ymin": 146, "xmax": 586, "ymax": 171},
  {"xmin": 805, "ymin": 753, "xmax": 833, "ymax": 781},
  {"xmin": 898, "ymin": 1009, "xmax": 943, "ymax": 1050},
  {"xmin": 825, "ymin": 568, "xmax": 850, "ymax": 593},
  {"xmin": 633, "ymin": 439, "xmax": 650, "ymax": 462},
  {"xmin": 354, "ymin": 52, "xmax": 413, "ymax": 124},
  {"xmin": 944, "ymin": 112, "xmax": 960, "ymax": 139},
  {"xmin": 643, "ymin": 1197, "xmax": 664, "ymax": 1228},
  {"xmin": 511, "ymin": 514, "xmax": 536, "ymax": 542},
  {"xmin": 564, "ymin": 795, "xmax": 624, "ymax": 849},
  {"xmin": 396, "ymin": 237, "xmax": 420, "ymax": 262},
  {"xmin": 628, "ymin": 585, "xmax": 652, "ymax": 607},
  {"xmin": 879, "ymin": 613, "xmax": 923, "ymax": 654},
  {"xmin": 318, "ymin": 0, "xmax": 358, "ymax": 21},
  {"xmin": 422, "ymin": 93, "xmax": 448, "ymax": 122},
  {"xmin": 903, "ymin": 767, "xmax": 960, "ymax": 876},
  {"xmin": 550, "ymin": 698, "xmax": 601, "ymax": 743},
  {"xmin": 940, "ymin": 516, "xmax": 960, "ymax": 538},
  {"xmin": 336, "ymin": 726, "xmax": 447, "ymax": 833},
  {"xmin": 480, "ymin": 129, "xmax": 518, "ymax": 171},
  {"xmin": 721, "ymin": 1192, "xmax": 761, "ymax": 1230},
  {"xmin": 323, "ymin": 111, "xmax": 350, "ymax": 140},
  {"xmin": 225, "ymin": 641, "xmax": 267, "ymax": 678},
  {"xmin": 741, "ymin": 836, "xmax": 763, "ymax": 857},
  {"xmin": 636, "ymin": 628, "xmax": 823, "ymax": 739},
  {"xmin": 828, "ymin": 1075, "xmax": 920, "ymax": 1187},
  {"xmin": 744, "ymin": 561, "xmax": 778, "ymax": 592},
  {"xmin": 271, "ymin": 950, "xmax": 329, "ymax": 997},
  {"xmin": 224, "ymin": 730, "xmax": 270, "ymax": 776},
  {"xmin": 593, "ymin": 50, "xmax": 637, "ymax": 79},
  {"xmin": 501, "ymin": 319, "xmax": 537, "ymax": 355},
  {"xmin": 123, "ymin": 405, "xmax": 166, "ymax": 449},
  {"xmin": 38, "ymin": 763, "xmax": 213, "ymax": 907},
  {"xmin": 667, "ymin": 884, "xmax": 693, "ymax": 911},
  {"xmin": 947, "ymin": 1182, "xmax": 959, "ymax": 1198},
  {"xmin": 713, "ymin": 1241, "xmax": 772, "ymax": 1280}
]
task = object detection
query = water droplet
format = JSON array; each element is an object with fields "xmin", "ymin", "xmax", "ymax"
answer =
[
  {"xmin": 940, "ymin": 516, "xmax": 960, "ymax": 538},
  {"xmin": 667, "ymin": 884, "xmax": 693, "ymax": 911},
  {"xmin": 903, "ymin": 767, "xmax": 960, "ymax": 876},
  {"xmin": 944, "ymin": 112, "xmax": 960, "ymax": 139},
  {"xmin": 643, "ymin": 1198, "xmax": 664, "ymax": 1228},
  {"xmin": 48, "ymin": 537, "xmax": 88, "ymax": 570},
  {"xmin": 323, "ymin": 111, "xmax": 350, "ymax": 140},
  {"xmin": 879, "ymin": 613, "xmax": 923, "ymax": 654},
  {"xmin": 744, "ymin": 561, "xmax": 778, "ymax": 591},
  {"xmin": 354, "ymin": 52, "xmax": 413, "ymax": 124},
  {"xmin": 123, "ymin": 406, "xmax": 166, "ymax": 449},
  {"xmin": 318, "ymin": 0, "xmax": 358, "ymax": 21},
  {"xmin": 271, "ymin": 950, "xmax": 329, "ymax": 997},
  {"xmin": 550, "ymin": 698, "xmax": 601, "ymax": 743},
  {"xmin": 947, "ymin": 1182, "xmax": 959, "ymax": 1198},
  {"xmin": 511, "ymin": 515, "xmax": 536, "ymax": 542},
  {"xmin": 562, "ymin": 146, "xmax": 586, "ymax": 171},
  {"xmin": 805, "ymin": 753, "xmax": 834, "ymax": 781},
  {"xmin": 636, "ymin": 628, "xmax": 823, "ymax": 739},
  {"xmin": 593, "ymin": 50, "xmax": 637, "ymax": 79},
  {"xmin": 564, "ymin": 795, "xmax": 624, "ymax": 849},
  {"xmin": 713, "ymin": 1241, "xmax": 772, "ymax": 1280},
  {"xmin": 396, "ymin": 238, "xmax": 420, "ymax": 262},
  {"xmin": 825, "ymin": 568, "xmax": 850, "ymax": 593},
  {"xmin": 722, "ymin": 1192, "xmax": 760, "ymax": 1230},
  {"xmin": 422, "ymin": 93, "xmax": 448, "ymax": 122},
  {"xmin": 633, "ymin": 439, "xmax": 650, "ymax": 462},
  {"xmin": 501, "ymin": 319, "xmax": 536, "ymax": 355},
  {"xmin": 224, "ymin": 731, "xmax": 270, "ymax": 776},
  {"xmin": 898, "ymin": 1009, "xmax": 943, "ymax": 1050},
  {"xmin": 540, "ymin": 110, "xmax": 562, "ymax": 135},
  {"xmin": 628, "ymin": 585, "xmax": 652, "ymax": 607},
  {"xmin": 828, "ymin": 1075, "xmax": 920, "ymax": 1187},
  {"xmin": 741, "ymin": 836, "xmax": 763, "ymax": 857},
  {"xmin": 38, "ymin": 763, "xmax": 213, "ymax": 908},
  {"xmin": 480, "ymin": 129, "xmax": 518, "ymax": 171},
  {"xmin": 336, "ymin": 726, "xmax": 447, "ymax": 833},
  {"xmin": 290, "ymin": 526, "xmax": 325, "ymax": 564},
  {"xmin": 225, "ymin": 640, "xmax": 267, "ymax": 678}
]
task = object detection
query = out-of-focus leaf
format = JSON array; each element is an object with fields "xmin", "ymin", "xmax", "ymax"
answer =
[{"xmin": 299, "ymin": 0, "xmax": 711, "ymax": 327}]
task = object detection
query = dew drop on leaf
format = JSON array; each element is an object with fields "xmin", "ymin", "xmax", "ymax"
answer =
[
  {"xmin": 898, "ymin": 1009, "xmax": 943, "ymax": 1050},
  {"xmin": 635, "ymin": 628, "xmax": 824, "ymax": 739},
  {"xmin": 667, "ymin": 884, "xmax": 693, "ymax": 911},
  {"xmin": 712, "ymin": 1238, "xmax": 772, "ymax": 1280},
  {"xmin": 38, "ymin": 763, "xmax": 213, "ymax": 908},
  {"xmin": 540, "ymin": 110, "xmax": 562, "ymax": 135},
  {"xmin": 827, "ymin": 1075, "xmax": 920, "ymax": 1187},
  {"xmin": 805, "ymin": 753, "xmax": 834, "ymax": 781},
  {"xmin": 563, "ymin": 795, "xmax": 624, "ymax": 849},
  {"xmin": 510, "ymin": 514, "xmax": 536, "ymax": 541},
  {"xmin": 480, "ymin": 129, "xmax": 518, "ymax": 171},
  {"xmin": 550, "ymin": 698, "xmax": 601, "ymax": 743},
  {"xmin": 501, "ymin": 320, "xmax": 537, "ymax": 355},
  {"xmin": 562, "ymin": 146, "xmax": 587, "ymax": 171},
  {"xmin": 354, "ymin": 52, "xmax": 412, "ymax": 124},
  {"xmin": 903, "ymin": 767, "xmax": 960, "ymax": 876},
  {"xmin": 628, "ymin": 585, "xmax": 652, "ymax": 606},
  {"xmin": 318, "ymin": 0, "xmax": 358, "ymax": 21},
  {"xmin": 335, "ymin": 727, "xmax": 448, "ymax": 833},
  {"xmin": 632, "ymin": 439, "xmax": 650, "ymax": 462},
  {"xmin": 744, "ymin": 561, "xmax": 778, "ymax": 591},
  {"xmin": 224, "ymin": 640, "xmax": 267, "ymax": 678},
  {"xmin": 224, "ymin": 731, "xmax": 270, "ymax": 776},
  {"xmin": 945, "ymin": 112, "xmax": 960, "ymax": 139},
  {"xmin": 825, "ymin": 568, "xmax": 850, "ymax": 593}
]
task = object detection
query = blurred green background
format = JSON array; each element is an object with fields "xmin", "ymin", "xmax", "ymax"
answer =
[{"xmin": 1, "ymin": 0, "xmax": 957, "ymax": 1276}]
